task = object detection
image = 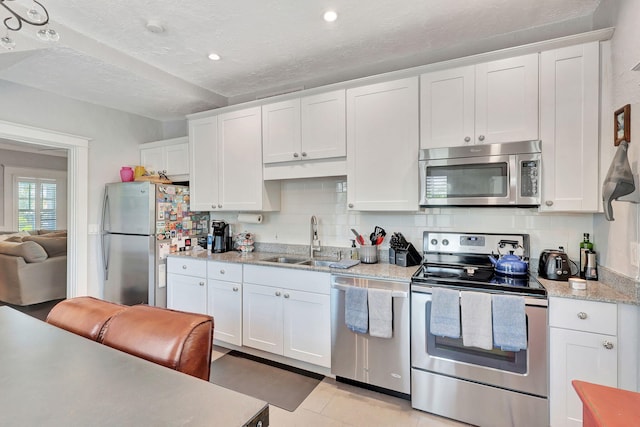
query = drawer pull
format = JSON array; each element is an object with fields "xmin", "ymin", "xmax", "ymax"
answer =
[
  {"xmin": 220, "ymin": 269, "xmax": 225, "ymax": 274},
  {"xmin": 284, "ymin": 293, "xmax": 290, "ymax": 299},
  {"xmin": 182, "ymin": 265, "xmax": 187, "ymax": 269},
  {"xmin": 603, "ymin": 341, "xmax": 614, "ymax": 350},
  {"xmin": 232, "ymin": 287, "xmax": 239, "ymax": 292},
  {"xmin": 199, "ymin": 281, "xmax": 205, "ymax": 286},
  {"xmin": 577, "ymin": 312, "xmax": 588, "ymax": 320},
  {"xmin": 275, "ymin": 291, "xmax": 281, "ymax": 297}
]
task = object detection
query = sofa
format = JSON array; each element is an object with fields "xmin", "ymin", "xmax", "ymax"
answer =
[
  {"xmin": 0, "ymin": 230, "xmax": 67, "ymax": 306},
  {"xmin": 47, "ymin": 296, "xmax": 214, "ymax": 381}
]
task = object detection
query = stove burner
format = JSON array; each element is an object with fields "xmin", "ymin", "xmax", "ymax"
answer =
[{"xmin": 424, "ymin": 271, "xmax": 459, "ymax": 279}]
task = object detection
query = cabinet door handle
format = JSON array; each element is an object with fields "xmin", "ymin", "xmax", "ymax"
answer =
[
  {"xmin": 545, "ymin": 200, "xmax": 554, "ymax": 206},
  {"xmin": 199, "ymin": 281, "xmax": 205, "ymax": 286},
  {"xmin": 232, "ymin": 287, "xmax": 239, "ymax": 292},
  {"xmin": 478, "ymin": 135, "xmax": 485, "ymax": 142},
  {"xmin": 577, "ymin": 312, "xmax": 588, "ymax": 320},
  {"xmin": 275, "ymin": 291, "xmax": 281, "ymax": 296},
  {"xmin": 603, "ymin": 341, "xmax": 614, "ymax": 350},
  {"xmin": 218, "ymin": 204, "xmax": 222, "ymax": 208},
  {"xmin": 464, "ymin": 136, "xmax": 471, "ymax": 142},
  {"xmin": 301, "ymin": 152, "xmax": 307, "ymax": 157},
  {"xmin": 293, "ymin": 152, "xmax": 299, "ymax": 158},
  {"xmin": 220, "ymin": 269, "xmax": 225, "ymax": 274},
  {"xmin": 211, "ymin": 204, "xmax": 216, "ymax": 209},
  {"xmin": 284, "ymin": 293, "xmax": 290, "ymax": 299},
  {"xmin": 182, "ymin": 265, "xmax": 187, "ymax": 269},
  {"xmin": 348, "ymin": 203, "xmax": 354, "ymax": 208}
]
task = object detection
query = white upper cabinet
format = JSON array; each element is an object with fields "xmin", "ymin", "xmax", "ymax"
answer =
[
  {"xmin": 189, "ymin": 108, "xmax": 281, "ymax": 212},
  {"xmin": 347, "ymin": 77, "xmax": 419, "ymax": 211},
  {"xmin": 539, "ymin": 42, "xmax": 600, "ymax": 212},
  {"xmin": 139, "ymin": 137, "xmax": 189, "ymax": 178},
  {"xmin": 188, "ymin": 116, "xmax": 219, "ymax": 211},
  {"xmin": 420, "ymin": 54, "xmax": 539, "ymax": 149},
  {"xmin": 262, "ymin": 89, "xmax": 346, "ymax": 164}
]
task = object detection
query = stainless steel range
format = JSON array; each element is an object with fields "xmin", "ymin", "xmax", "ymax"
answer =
[{"xmin": 411, "ymin": 231, "xmax": 548, "ymax": 427}]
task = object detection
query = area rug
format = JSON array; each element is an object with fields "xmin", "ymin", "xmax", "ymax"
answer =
[{"xmin": 209, "ymin": 350, "xmax": 324, "ymax": 412}]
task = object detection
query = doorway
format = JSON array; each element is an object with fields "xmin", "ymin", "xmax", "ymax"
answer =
[{"xmin": 0, "ymin": 120, "xmax": 89, "ymax": 299}]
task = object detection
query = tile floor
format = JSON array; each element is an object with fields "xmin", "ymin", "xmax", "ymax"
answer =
[{"xmin": 211, "ymin": 347, "xmax": 469, "ymax": 427}]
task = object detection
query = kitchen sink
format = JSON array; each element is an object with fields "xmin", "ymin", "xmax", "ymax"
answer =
[
  {"xmin": 259, "ymin": 256, "xmax": 308, "ymax": 264},
  {"xmin": 297, "ymin": 259, "xmax": 335, "ymax": 267},
  {"xmin": 259, "ymin": 256, "xmax": 337, "ymax": 267}
]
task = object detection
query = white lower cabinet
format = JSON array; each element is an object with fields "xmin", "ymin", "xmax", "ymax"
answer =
[
  {"xmin": 166, "ymin": 258, "xmax": 207, "ymax": 315},
  {"xmin": 207, "ymin": 261, "xmax": 243, "ymax": 346},
  {"xmin": 242, "ymin": 265, "xmax": 331, "ymax": 368},
  {"xmin": 549, "ymin": 297, "xmax": 618, "ymax": 427}
]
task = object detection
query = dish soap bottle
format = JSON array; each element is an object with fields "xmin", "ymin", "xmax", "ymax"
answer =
[
  {"xmin": 579, "ymin": 233, "xmax": 593, "ymax": 278},
  {"xmin": 350, "ymin": 240, "xmax": 359, "ymax": 260}
]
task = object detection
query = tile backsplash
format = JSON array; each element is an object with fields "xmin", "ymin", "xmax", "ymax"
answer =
[{"xmin": 208, "ymin": 177, "xmax": 594, "ymax": 262}]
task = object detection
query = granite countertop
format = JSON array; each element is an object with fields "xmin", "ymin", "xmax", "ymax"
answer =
[
  {"xmin": 170, "ymin": 249, "xmax": 639, "ymax": 305},
  {"xmin": 169, "ymin": 249, "xmax": 419, "ymax": 282}
]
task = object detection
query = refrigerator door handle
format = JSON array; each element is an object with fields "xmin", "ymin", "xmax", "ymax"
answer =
[
  {"xmin": 102, "ymin": 188, "xmax": 109, "ymax": 232},
  {"xmin": 102, "ymin": 233, "xmax": 110, "ymax": 281}
]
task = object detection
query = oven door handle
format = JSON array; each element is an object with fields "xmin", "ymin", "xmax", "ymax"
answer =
[{"xmin": 331, "ymin": 283, "xmax": 408, "ymax": 299}]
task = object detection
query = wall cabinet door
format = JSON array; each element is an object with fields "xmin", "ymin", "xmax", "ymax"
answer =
[
  {"xmin": 475, "ymin": 54, "xmax": 539, "ymax": 144},
  {"xmin": 347, "ymin": 77, "xmax": 419, "ymax": 211},
  {"xmin": 166, "ymin": 272, "xmax": 207, "ymax": 315},
  {"xmin": 549, "ymin": 327, "xmax": 617, "ymax": 427},
  {"xmin": 140, "ymin": 146, "xmax": 165, "ymax": 174},
  {"xmin": 420, "ymin": 54, "xmax": 538, "ymax": 149},
  {"xmin": 208, "ymin": 279, "xmax": 242, "ymax": 346},
  {"xmin": 540, "ymin": 42, "xmax": 599, "ymax": 212},
  {"xmin": 189, "ymin": 116, "xmax": 219, "ymax": 211},
  {"xmin": 242, "ymin": 283, "xmax": 283, "ymax": 354},
  {"xmin": 218, "ymin": 107, "xmax": 267, "ymax": 211},
  {"xmin": 420, "ymin": 66, "xmax": 475, "ymax": 149},
  {"xmin": 262, "ymin": 99, "xmax": 301, "ymax": 163},
  {"xmin": 301, "ymin": 89, "xmax": 346, "ymax": 160},
  {"xmin": 165, "ymin": 143, "xmax": 189, "ymax": 176},
  {"xmin": 283, "ymin": 289, "xmax": 331, "ymax": 368}
]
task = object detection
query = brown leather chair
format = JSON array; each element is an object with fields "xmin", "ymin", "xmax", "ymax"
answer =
[
  {"xmin": 46, "ymin": 296, "xmax": 126, "ymax": 341},
  {"xmin": 101, "ymin": 304, "xmax": 214, "ymax": 381}
]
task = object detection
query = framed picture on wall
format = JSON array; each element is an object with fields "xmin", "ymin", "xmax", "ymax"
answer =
[{"xmin": 614, "ymin": 104, "xmax": 631, "ymax": 146}]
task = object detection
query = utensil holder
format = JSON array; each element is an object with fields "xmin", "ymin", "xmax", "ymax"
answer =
[{"xmin": 359, "ymin": 245, "xmax": 378, "ymax": 264}]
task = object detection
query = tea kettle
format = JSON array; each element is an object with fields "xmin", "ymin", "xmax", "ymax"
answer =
[{"xmin": 488, "ymin": 239, "xmax": 529, "ymax": 276}]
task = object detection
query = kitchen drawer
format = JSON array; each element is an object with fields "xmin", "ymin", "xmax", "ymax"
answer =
[
  {"xmin": 207, "ymin": 261, "xmax": 242, "ymax": 282},
  {"xmin": 244, "ymin": 264, "xmax": 330, "ymax": 295},
  {"xmin": 167, "ymin": 257, "xmax": 207, "ymax": 278},
  {"xmin": 549, "ymin": 297, "xmax": 617, "ymax": 335}
]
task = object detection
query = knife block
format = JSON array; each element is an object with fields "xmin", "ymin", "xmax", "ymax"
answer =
[{"xmin": 394, "ymin": 243, "xmax": 422, "ymax": 267}]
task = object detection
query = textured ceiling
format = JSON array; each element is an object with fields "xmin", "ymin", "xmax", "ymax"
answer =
[{"xmin": 0, "ymin": 0, "xmax": 605, "ymax": 121}]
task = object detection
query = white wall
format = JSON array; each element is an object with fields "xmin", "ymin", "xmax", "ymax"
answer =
[
  {"xmin": 211, "ymin": 176, "xmax": 594, "ymax": 263},
  {"xmin": 594, "ymin": 0, "xmax": 640, "ymax": 280},
  {"xmin": 0, "ymin": 81, "xmax": 164, "ymax": 296}
]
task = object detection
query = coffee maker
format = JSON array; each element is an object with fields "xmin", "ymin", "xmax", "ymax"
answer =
[{"xmin": 211, "ymin": 220, "xmax": 230, "ymax": 253}]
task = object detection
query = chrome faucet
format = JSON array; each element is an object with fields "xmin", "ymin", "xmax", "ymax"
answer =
[{"xmin": 310, "ymin": 215, "xmax": 321, "ymax": 259}]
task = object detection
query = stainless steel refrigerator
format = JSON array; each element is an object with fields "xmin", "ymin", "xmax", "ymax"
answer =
[{"xmin": 101, "ymin": 182, "xmax": 209, "ymax": 306}]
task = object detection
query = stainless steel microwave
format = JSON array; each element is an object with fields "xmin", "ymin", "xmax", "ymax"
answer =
[{"xmin": 419, "ymin": 140, "xmax": 541, "ymax": 207}]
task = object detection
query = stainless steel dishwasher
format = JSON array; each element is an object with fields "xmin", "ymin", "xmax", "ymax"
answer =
[{"xmin": 330, "ymin": 274, "xmax": 410, "ymax": 397}]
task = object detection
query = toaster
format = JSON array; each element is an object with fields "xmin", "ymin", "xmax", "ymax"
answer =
[{"xmin": 538, "ymin": 249, "xmax": 571, "ymax": 281}]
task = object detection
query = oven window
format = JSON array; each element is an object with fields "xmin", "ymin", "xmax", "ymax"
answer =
[
  {"xmin": 426, "ymin": 163, "xmax": 508, "ymax": 198},
  {"xmin": 425, "ymin": 301, "xmax": 527, "ymax": 374}
]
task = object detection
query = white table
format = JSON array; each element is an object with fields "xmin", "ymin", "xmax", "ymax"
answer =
[{"xmin": 0, "ymin": 306, "xmax": 268, "ymax": 426}]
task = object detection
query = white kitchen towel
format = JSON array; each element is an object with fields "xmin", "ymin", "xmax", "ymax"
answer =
[
  {"xmin": 345, "ymin": 286, "xmax": 368, "ymax": 334},
  {"xmin": 461, "ymin": 291, "xmax": 493, "ymax": 350},
  {"xmin": 429, "ymin": 287, "xmax": 460, "ymax": 338},
  {"xmin": 492, "ymin": 294, "xmax": 527, "ymax": 351},
  {"xmin": 368, "ymin": 288, "xmax": 393, "ymax": 338}
]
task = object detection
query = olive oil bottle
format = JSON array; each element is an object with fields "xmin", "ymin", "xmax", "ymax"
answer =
[{"xmin": 579, "ymin": 233, "xmax": 593, "ymax": 278}]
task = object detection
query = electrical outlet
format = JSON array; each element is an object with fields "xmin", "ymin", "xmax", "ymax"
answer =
[{"xmin": 630, "ymin": 241, "xmax": 639, "ymax": 267}]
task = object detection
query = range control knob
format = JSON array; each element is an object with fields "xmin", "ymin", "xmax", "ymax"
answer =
[
  {"xmin": 430, "ymin": 239, "xmax": 438, "ymax": 246},
  {"xmin": 442, "ymin": 239, "xmax": 450, "ymax": 246}
]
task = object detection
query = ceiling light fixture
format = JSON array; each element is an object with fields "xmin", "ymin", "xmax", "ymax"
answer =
[
  {"xmin": 0, "ymin": 0, "xmax": 59, "ymax": 50},
  {"xmin": 323, "ymin": 10, "xmax": 338, "ymax": 23},
  {"xmin": 208, "ymin": 53, "xmax": 221, "ymax": 61}
]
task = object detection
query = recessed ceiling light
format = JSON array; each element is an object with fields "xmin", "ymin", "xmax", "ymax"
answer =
[
  {"xmin": 208, "ymin": 53, "xmax": 221, "ymax": 61},
  {"xmin": 323, "ymin": 10, "xmax": 337, "ymax": 22}
]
